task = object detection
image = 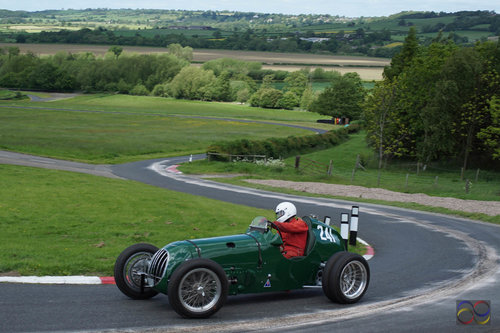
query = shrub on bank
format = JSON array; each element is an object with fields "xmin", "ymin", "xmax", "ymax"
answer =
[{"xmin": 207, "ymin": 123, "xmax": 360, "ymax": 161}]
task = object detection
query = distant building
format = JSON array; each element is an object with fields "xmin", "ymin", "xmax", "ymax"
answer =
[
  {"xmin": 299, "ymin": 37, "xmax": 330, "ymax": 43},
  {"xmin": 168, "ymin": 25, "xmax": 213, "ymax": 30}
]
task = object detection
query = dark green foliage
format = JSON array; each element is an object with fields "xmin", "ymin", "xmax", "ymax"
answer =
[
  {"xmin": 207, "ymin": 124, "xmax": 360, "ymax": 160},
  {"xmin": 365, "ymin": 29, "xmax": 500, "ymax": 170},
  {"xmin": 310, "ymin": 72, "xmax": 366, "ymax": 119},
  {"xmin": 0, "ymin": 48, "xmax": 187, "ymax": 92}
]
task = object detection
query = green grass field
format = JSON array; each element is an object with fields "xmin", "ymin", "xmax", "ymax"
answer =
[
  {"xmin": 0, "ymin": 94, "xmax": 331, "ymax": 163},
  {"xmin": 0, "ymin": 164, "xmax": 273, "ymax": 275}
]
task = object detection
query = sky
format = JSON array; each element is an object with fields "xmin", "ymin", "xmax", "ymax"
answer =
[{"xmin": 1, "ymin": 0, "xmax": 499, "ymax": 18}]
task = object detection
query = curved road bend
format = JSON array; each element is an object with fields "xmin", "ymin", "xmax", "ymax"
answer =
[{"xmin": 0, "ymin": 153, "xmax": 499, "ymax": 332}]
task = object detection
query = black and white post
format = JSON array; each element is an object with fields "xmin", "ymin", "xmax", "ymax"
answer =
[
  {"xmin": 349, "ymin": 206, "xmax": 359, "ymax": 246},
  {"xmin": 324, "ymin": 216, "xmax": 331, "ymax": 226},
  {"xmin": 340, "ymin": 213, "xmax": 349, "ymax": 251}
]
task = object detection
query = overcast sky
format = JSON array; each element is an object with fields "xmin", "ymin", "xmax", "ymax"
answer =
[{"xmin": 2, "ymin": 0, "xmax": 499, "ymax": 18}]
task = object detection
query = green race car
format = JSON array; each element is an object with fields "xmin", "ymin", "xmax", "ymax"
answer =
[{"xmin": 114, "ymin": 215, "xmax": 370, "ymax": 318}]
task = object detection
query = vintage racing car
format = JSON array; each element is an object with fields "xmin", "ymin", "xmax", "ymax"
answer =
[{"xmin": 114, "ymin": 215, "xmax": 370, "ymax": 318}]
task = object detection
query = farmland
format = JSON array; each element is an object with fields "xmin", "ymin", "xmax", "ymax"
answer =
[{"xmin": 0, "ymin": 42, "xmax": 388, "ymax": 80}]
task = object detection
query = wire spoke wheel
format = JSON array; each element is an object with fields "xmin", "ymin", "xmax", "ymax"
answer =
[
  {"xmin": 340, "ymin": 260, "xmax": 368, "ymax": 299},
  {"xmin": 322, "ymin": 252, "xmax": 370, "ymax": 304},
  {"xmin": 179, "ymin": 268, "xmax": 221, "ymax": 312},
  {"xmin": 168, "ymin": 258, "xmax": 228, "ymax": 318}
]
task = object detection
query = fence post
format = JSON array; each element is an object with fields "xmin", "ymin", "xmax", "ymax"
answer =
[
  {"xmin": 405, "ymin": 173, "xmax": 409, "ymax": 189},
  {"xmin": 327, "ymin": 160, "xmax": 333, "ymax": 176},
  {"xmin": 377, "ymin": 169, "xmax": 381, "ymax": 187},
  {"xmin": 465, "ymin": 179, "xmax": 470, "ymax": 194},
  {"xmin": 434, "ymin": 176, "xmax": 439, "ymax": 186},
  {"xmin": 351, "ymin": 169, "xmax": 356, "ymax": 182},
  {"xmin": 475, "ymin": 168, "xmax": 480, "ymax": 182},
  {"xmin": 295, "ymin": 156, "xmax": 301, "ymax": 169}
]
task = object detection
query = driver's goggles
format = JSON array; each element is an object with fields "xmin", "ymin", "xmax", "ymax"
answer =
[{"xmin": 276, "ymin": 210, "xmax": 285, "ymax": 219}]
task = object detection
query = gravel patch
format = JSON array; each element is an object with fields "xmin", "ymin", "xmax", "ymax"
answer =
[{"xmin": 245, "ymin": 179, "xmax": 500, "ymax": 216}]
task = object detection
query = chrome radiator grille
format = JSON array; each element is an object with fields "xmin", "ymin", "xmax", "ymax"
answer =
[{"xmin": 148, "ymin": 249, "xmax": 169, "ymax": 285}]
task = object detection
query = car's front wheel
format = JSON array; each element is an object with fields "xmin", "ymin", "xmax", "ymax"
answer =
[
  {"xmin": 114, "ymin": 243, "xmax": 159, "ymax": 300},
  {"xmin": 167, "ymin": 258, "xmax": 228, "ymax": 318},
  {"xmin": 322, "ymin": 252, "xmax": 370, "ymax": 304}
]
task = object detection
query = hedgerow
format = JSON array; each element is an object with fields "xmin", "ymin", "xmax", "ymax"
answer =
[{"xmin": 207, "ymin": 123, "xmax": 360, "ymax": 161}]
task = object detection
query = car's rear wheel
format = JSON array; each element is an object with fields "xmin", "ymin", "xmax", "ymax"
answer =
[
  {"xmin": 114, "ymin": 243, "xmax": 159, "ymax": 300},
  {"xmin": 322, "ymin": 252, "xmax": 370, "ymax": 304},
  {"xmin": 168, "ymin": 258, "xmax": 228, "ymax": 318}
]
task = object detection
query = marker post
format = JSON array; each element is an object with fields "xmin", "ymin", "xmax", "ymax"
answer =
[
  {"xmin": 340, "ymin": 213, "xmax": 349, "ymax": 251},
  {"xmin": 324, "ymin": 216, "xmax": 331, "ymax": 226},
  {"xmin": 349, "ymin": 206, "xmax": 359, "ymax": 246}
]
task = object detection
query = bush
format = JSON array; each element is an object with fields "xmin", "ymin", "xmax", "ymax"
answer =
[
  {"xmin": 130, "ymin": 83, "xmax": 149, "ymax": 96},
  {"xmin": 207, "ymin": 124, "xmax": 360, "ymax": 160}
]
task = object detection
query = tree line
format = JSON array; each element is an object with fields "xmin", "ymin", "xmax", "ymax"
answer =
[
  {"xmin": 363, "ymin": 27, "xmax": 500, "ymax": 170},
  {"xmin": 5, "ymin": 26, "xmax": 400, "ymax": 59},
  {"xmin": 0, "ymin": 43, "xmax": 364, "ymax": 118}
]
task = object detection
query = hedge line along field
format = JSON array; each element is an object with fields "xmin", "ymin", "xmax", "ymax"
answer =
[{"xmin": 0, "ymin": 43, "xmax": 387, "ymax": 80}]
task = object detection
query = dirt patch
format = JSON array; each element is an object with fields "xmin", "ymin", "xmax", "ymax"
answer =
[{"xmin": 245, "ymin": 179, "xmax": 500, "ymax": 216}]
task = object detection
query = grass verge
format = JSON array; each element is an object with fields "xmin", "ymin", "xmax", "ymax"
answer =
[
  {"xmin": 0, "ymin": 165, "xmax": 272, "ymax": 275},
  {"xmin": 0, "ymin": 165, "xmax": 365, "ymax": 276},
  {"xmin": 179, "ymin": 131, "xmax": 500, "ymax": 224}
]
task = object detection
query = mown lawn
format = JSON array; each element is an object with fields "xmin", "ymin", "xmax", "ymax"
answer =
[
  {"xmin": 0, "ymin": 94, "xmax": 331, "ymax": 163},
  {"xmin": 0, "ymin": 165, "xmax": 273, "ymax": 275}
]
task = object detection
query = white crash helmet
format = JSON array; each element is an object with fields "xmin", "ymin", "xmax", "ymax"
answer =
[{"xmin": 275, "ymin": 202, "xmax": 297, "ymax": 222}]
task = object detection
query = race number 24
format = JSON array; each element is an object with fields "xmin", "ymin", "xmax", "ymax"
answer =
[{"xmin": 317, "ymin": 225, "xmax": 336, "ymax": 243}]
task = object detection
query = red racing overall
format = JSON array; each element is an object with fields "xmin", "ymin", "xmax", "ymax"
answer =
[{"xmin": 273, "ymin": 216, "xmax": 308, "ymax": 259}]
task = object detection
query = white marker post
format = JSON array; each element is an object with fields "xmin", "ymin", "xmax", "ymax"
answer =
[
  {"xmin": 324, "ymin": 216, "xmax": 331, "ymax": 226},
  {"xmin": 340, "ymin": 213, "xmax": 349, "ymax": 251},
  {"xmin": 349, "ymin": 206, "xmax": 359, "ymax": 246}
]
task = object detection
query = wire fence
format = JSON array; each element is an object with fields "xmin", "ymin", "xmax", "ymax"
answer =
[
  {"xmin": 288, "ymin": 155, "xmax": 499, "ymax": 198},
  {"xmin": 206, "ymin": 153, "xmax": 499, "ymax": 198}
]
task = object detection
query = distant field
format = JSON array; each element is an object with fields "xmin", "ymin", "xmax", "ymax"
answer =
[{"xmin": 0, "ymin": 43, "xmax": 388, "ymax": 80}]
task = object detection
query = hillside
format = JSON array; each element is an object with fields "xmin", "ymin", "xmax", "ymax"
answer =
[{"xmin": 0, "ymin": 9, "xmax": 498, "ymax": 58}]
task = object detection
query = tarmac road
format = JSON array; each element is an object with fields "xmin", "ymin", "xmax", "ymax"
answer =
[{"xmin": 0, "ymin": 154, "xmax": 499, "ymax": 332}]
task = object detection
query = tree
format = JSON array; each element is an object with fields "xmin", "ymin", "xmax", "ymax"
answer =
[
  {"xmin": 167, "ymin": 43, "xmax": 193, "ymax": 62},
  {"xmin": 478, "ymin": 96, "xmax": 500, "ymax": 159},
  {"xmin": 108, "ymin": 46, "xmax": 123, "ymax": 59},
  {"xmin": 310, "ymin": 72, "xmax": 365, "ymax": 120},
  {"xmin": 439, "ymin": 46, "xmax": 489, "ymax": 171},
  {"xmin": 283, "ymin": 70, "xmax": 308, "ymax": 97},
  {"xmin": 249, "ymin": 87, "xmax": 283, "ymax": 109},
  {"xmin": 277, "ymin": 91, "xmax": 300, "ymax": 110},
  {"xmin": 364, "ymin": 79, "xmax": 410, "ymax": 169},
  {"xmin": 300, "ymin": 86, "xmax": 316, "ymax": 110},
  {"xmin": 203, "ymin": 70, "xmax": 232, "ymax": 101},
  {"xmin": 168, "ymin": 66, "xmax": 215, "ymax": 100},
  {"xmin": 383, "ymin": 27, "xmax": 419, "ymax": 81}
]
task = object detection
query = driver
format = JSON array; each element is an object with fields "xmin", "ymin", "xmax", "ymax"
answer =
[{"xmin": 271, "ymin": 202, "xmax": 308, "ymax": 259}]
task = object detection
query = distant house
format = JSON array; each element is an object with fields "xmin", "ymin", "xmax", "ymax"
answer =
[
  {"xmin": 168, "ymin": 25, "xmax": 213, "ymax": 30},
  {"xmin": 299, "ymin": 37, "xmax": 330, "ymax": 43}
]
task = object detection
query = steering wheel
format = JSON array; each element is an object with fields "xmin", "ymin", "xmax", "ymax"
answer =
[{"xmin": 267, "ymin": 221, "xmax": 283, "ymax": 240}]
